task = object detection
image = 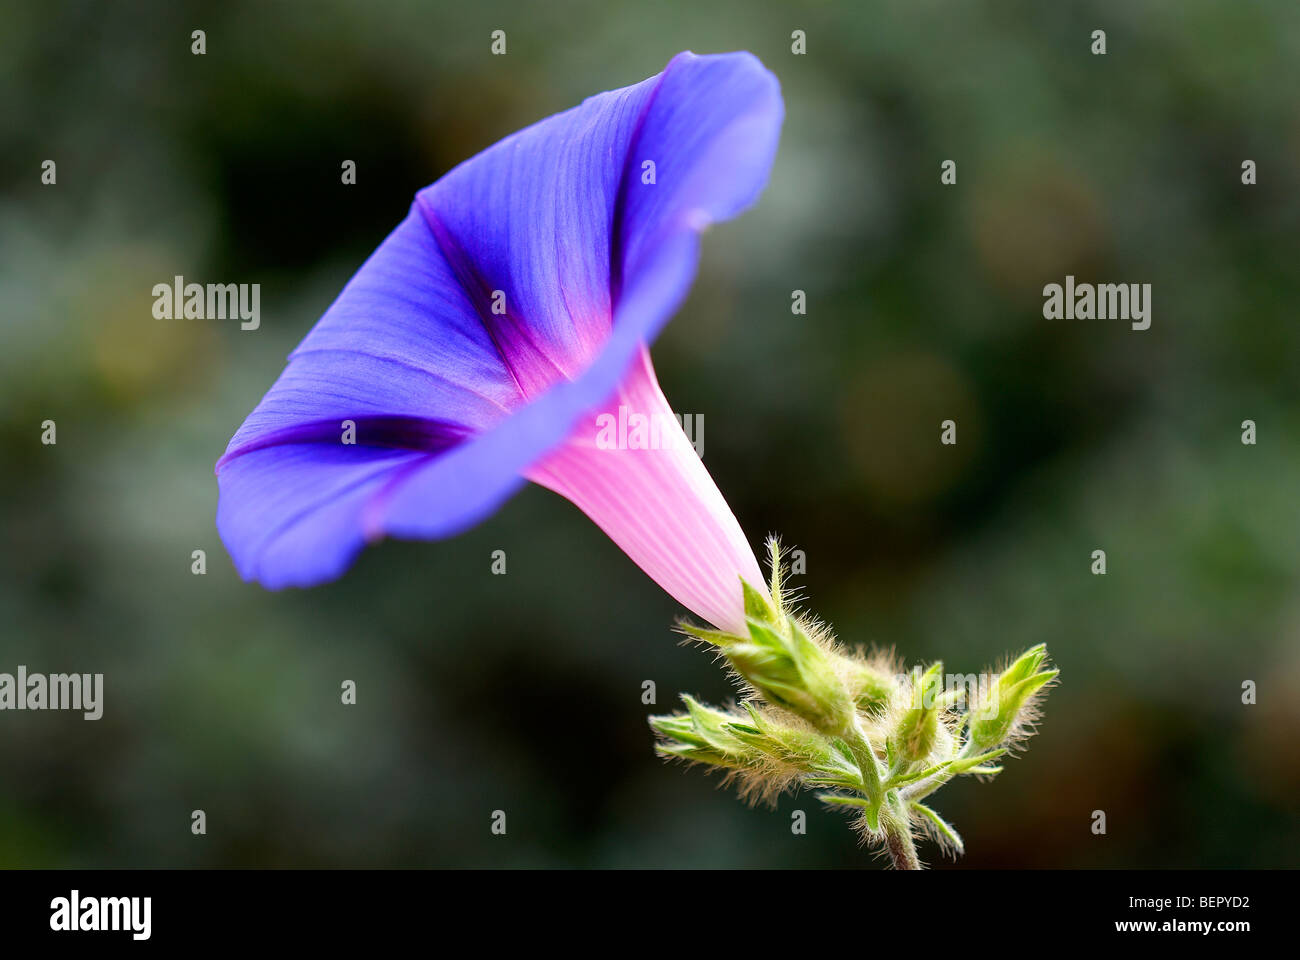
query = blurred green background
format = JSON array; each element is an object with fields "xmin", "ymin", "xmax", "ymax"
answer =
[{"xmin": 1, "ymin": 0, "xmax": 1298, "ymax": 868}]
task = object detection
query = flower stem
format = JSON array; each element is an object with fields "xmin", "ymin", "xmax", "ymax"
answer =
[
  {"xmin": 844, "ymin": 718, "xmax": 884, "ymax": 800},
  {"xmin": 841, "ymin": 717, "xmax": 920, "ymax": 869},
  {"xmin": 900, "ymin": 738, "xmax": 973, "ymax": 805},
  {"xmin": 880, "ymin": 794, "xmax": 921, "ymax": 870}
]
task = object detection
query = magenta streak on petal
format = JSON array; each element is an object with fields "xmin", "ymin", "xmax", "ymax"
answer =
[
  {"xmin": 217, "ymin": 416, "xmax": 471, "ymax": 471},
  {"xmin": 419, "ymin": 204, "xmax": 573, "ymax": 401},
  {"xmin": 523, "ymin": 346, "xmax": 764, "ymax": 635}
]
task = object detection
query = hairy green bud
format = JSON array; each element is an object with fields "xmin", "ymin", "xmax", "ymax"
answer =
[
  {"xmin": 845, "ymin": 659, "xmax": 896, "ymax": 713},
  {"xmin": 968, "ymin": 644, "xmax": 1058, "ymax": 750},
  {"xmin": 650, "ymin": 696, "xmax": 761, "ymax": 768},
  {"xmin": 890, "ymin": 662, "xmax": 944, "ymax": 766},
  {"xmin": 734, "ymin": 616, "xmax": 853, "ymax": 734}
]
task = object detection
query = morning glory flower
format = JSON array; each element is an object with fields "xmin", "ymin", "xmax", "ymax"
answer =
[
  {"xmin": 216, "ymin": 49, "xmax": 1059, "ymax": 868},
  {"xmin": 216, "ymin": 51, "xmax": 782, "ymax": 634}
]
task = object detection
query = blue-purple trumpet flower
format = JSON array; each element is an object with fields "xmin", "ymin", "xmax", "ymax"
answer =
[{"xmin": 216, "ymin": 51, "xmax": 781, "ymax": 635}]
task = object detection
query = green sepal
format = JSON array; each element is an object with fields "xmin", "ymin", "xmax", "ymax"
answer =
[
  {"xmin": 679, "ymin": 622, "xmax": 741, "ymax": 648},
  {"xmin": 655, "ymin": 742, "xmax": 731, "ymax": 765},
  {"xmin": 681, "ymin": 695, "xmax": 744, "ymax": 754},
  {"xmin": 911, "ymin": 801, "xmax": 964, "ymax": 855},
  {"xmin": 949, "ymin": 748, "xmax": 1008, "ymax": 775},
  {"xmin": 818, "ymin": 793, "xmax": 870, "ymax": 808},
  {"xmin": 1001, "ymin": 643, "xmax": 1048, "ymax": 688},
  {"xmin": 648, "ymin": 713, "xmax": 707, "ymax": 747},
  {"xmin": 765, "ymin": 537, "xmax": 786, "ymax": 619},
  {"xmin": 741, "ymin": 578, "xmax": 776, "ymax": 623},
  {"xmin": 887, "ymin": 760, "xmax": 952, "ymax": 790}
]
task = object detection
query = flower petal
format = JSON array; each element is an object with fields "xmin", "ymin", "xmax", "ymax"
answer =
[
  {"xmin": 216, "ymin": 443, "xmax": 428, "ymax": 588},
  {"xmin": 217, "ymin": 51, "xmax": 783, "ymax": 589},
  {"xmin": 524, "ymin": 348, "xmax": 763, "ymax": 635},
  {"xmin": 376, "ymin": 51, "xmax": 781, "ymax": 541}
]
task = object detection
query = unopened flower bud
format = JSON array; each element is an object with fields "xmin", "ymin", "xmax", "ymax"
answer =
[
  {"xmin": 726, "ymin": 611, "xmax": 853, "ymax": 734},
  {"xmin": 650, "ymin": 695, "xmax": 761, "ymax": 768},
  {"xmin": 968, "ymin": 644, "xmax": 1058, "ymax": 750},
  {"xmin": 845, "ymin": 660, "xmax": 896, "ymax": 714},
  {"xmin": 723, "ymin": 704, "xmax": 861, "ymax": 792},
  {"xmin": 890, "ymin": 662, "xmax": 944, "ymax": 765}
]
